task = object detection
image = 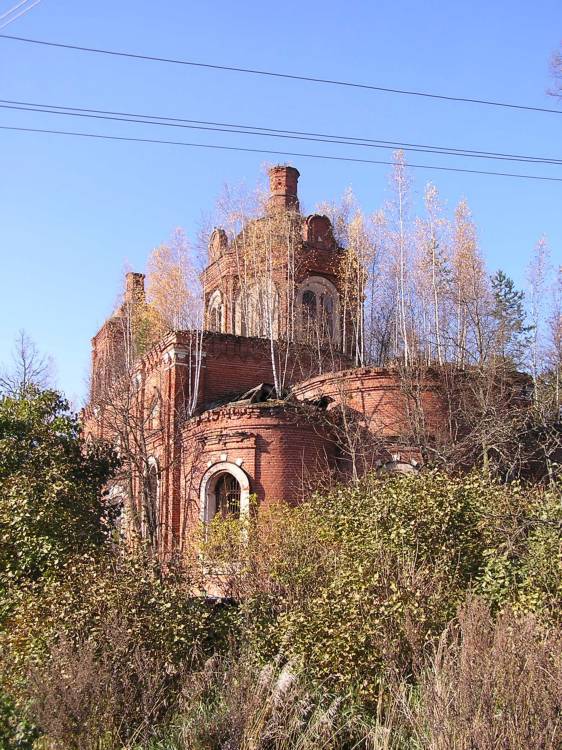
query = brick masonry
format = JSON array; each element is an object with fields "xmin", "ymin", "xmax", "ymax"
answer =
[{"xmin": 83, "ymin": 166, "xmax": 450, "ymax": 553}]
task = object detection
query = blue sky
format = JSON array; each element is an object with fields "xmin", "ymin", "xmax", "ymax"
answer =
[{"xmin": 0, "ymin": 0, "xmax": 560, "ymax": 404}]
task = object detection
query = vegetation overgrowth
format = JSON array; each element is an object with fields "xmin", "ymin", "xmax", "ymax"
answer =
[{"xmin": 0, "ymin": 386, "xmax": 560, "ymax": 749}]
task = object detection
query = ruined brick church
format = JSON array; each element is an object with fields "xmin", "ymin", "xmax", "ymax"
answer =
[{"xmin": 84, "ymin": 166, "xmax": 446, "ymax": 552}]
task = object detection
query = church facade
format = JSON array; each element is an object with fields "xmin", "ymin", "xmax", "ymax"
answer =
[{"xmin": 83, "ymin": 166, "xmax": 447, "ymax": 553}]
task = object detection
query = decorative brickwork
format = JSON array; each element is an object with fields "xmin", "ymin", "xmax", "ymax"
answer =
[{"xmin": 173, "ymin": 403, "xmax": 335, "ymax": 544}]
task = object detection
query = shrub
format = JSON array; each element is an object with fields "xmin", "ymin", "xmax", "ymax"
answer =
[
  {"xmin": 171, "ymin": 652, "xmax": 385, "ymax": 750},
  {"xmin": 0, "ymin": 552, "xmax": 238, "ymax": 749},
  {"xmin": 0, "ymin": 388, "xmax": 117, "ymax": 593},
  {"xmin": 202, "ymin": 471, "xmax": 561, "ymax": 703},
  {"xmin": 2, "ymin": 467, "xmax": 559, "ymax": 747},
  {"xmin": 0, "ymin": 691, "xmax": 37, "ymax": 750}
]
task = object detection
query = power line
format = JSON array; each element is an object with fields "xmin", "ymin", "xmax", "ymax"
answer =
[
  {"xmin": 7, "ymin": 98, "xmax": 557, "ymax": 161},
  {"xmin": 0, "ymin": 0, "xmax": 32, "ymax": 22},
  {"xmin": 1, "ymin": 32, "xmax": 561, "ymax": 115},
  {"xmin": 0, "ymin": 1, "xmax": 40, "ymax": 30},
  {"xmin": 2, "ymin": 98, "xmax": 561, "ymax": 166},
  {"xmin": 2, "ymin": 124, "xmax": 562, "ymax": 182}
]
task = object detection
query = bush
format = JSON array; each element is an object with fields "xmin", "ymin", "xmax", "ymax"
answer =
[
  {"xmin": 164, "ymin": 652, "xmax": 383, "ymax": 750},
  {"xmin": 0, "ymin": 388, "xmax": 117, "ymax": 593},
  {"xmin": 202, "ymin": 471, "xmax": 561, "ymax": 703},
  {"xmin": 2, "ymin": 466, "xmax": 560, "ymax": 747},
  {"xmin": 0, "ymin": 691, "xmax": 37, "ymax": 750},
  {"xmin": 1, "ymin": 552, "xmax": 238, "ymax": 749}
]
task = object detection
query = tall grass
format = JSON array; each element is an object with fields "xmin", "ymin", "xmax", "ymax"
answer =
[{"xmin": 407, "ymin": 599, "xmax": 561, "ymax": 750}]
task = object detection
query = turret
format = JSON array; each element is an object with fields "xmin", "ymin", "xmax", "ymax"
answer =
[
  {"xmin": 124, "ymin": 272, "xmax": 146, "ymax": 305},
  {"xmin": 267, "ymin": 165, "xmax": 300, "ymax": 213}
]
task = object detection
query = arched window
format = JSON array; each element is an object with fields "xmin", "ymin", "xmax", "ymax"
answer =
[
  {"xmin": 296, "ymin": 276, "xmax": 340, "ymax": 345},
  {"xmin": 147, "ymin": 460, "xmax": 159, "ymax": 510},
  {"xmin": 302, "ymin": 290, "xmax": 316, "ymax": 321},
  {"xmin": 301, "ymin": 289, "xmax": 317, "ymax": 340},
  {"xmin": 199, "ymin": 461, "xmax": 251, "ymax": 523},
  {"xmin": 108, "ymin": 483, "xmax": 126, "ymax": 540},
  {"xmin": 209, "ymin": 306, "xmax": 221, "ymax": 332},
  {"xmin": 321, "ymin": 293, "xmax": 334, "ymax": 338},
  {"xmin": 234, "ymin": 282, "xmax": 279, "ymax": 339},
  {"xmin": 214, "ymin": 473, "xmax": 241, "ymax": 519},
  {"xmin": 144, "ymin": 457, "xmax": 159, "ymax": 539},
  {"xmin": 304, "ymin": 214, "xmax": 334, "ymax": 248},
  {"xmin": 207, "ymin": 290, "xmax": 223, "ymax": 333}
]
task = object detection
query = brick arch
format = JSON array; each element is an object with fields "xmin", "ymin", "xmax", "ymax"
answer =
[
  {"xmin": 304, "ymin": 214, "xmax": 333, "ymax": 247},
  {"xmin": 199, "ymin": 461, "xmax": 251, "ymax": 523}
]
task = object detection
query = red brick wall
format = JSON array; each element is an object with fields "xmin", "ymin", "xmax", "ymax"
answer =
[
  {"xmin": 199, "ymin": 167, "xmax": 356, "ymax": 353},
  {"xmin": 175, "ymin": 404, "xmax": 334, "ymax": 540},
  {"xmin": 199, "ymin": 335, "xmax": 275, "ymax": 405},
  {"xmin": 197, "ymin": 333, "xmax": 352, "ymax": 407},
  {"xmin": 292, "ymin": 368, "xmax": 449, "ymax": 439}
]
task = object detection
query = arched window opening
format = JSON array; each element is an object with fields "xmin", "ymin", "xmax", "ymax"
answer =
[
  {"xmin": 207, "ymin": 290, "xmax": 223, "ymax": 333},
  {"xmin": 214, "ymin": 473, "xmax": 241, "ymax": 519},
  {"xmin": 108, "ymin": 484, "xmax": 126, "ymax": 541},
  {"xmin": 235, "ymin": 283, "xmax": 279, "ymax": 339},
  {"xmin": 199, "ymin": 461, "xmax": 250, "ymax": 525},
  {"xmin": 147, "ymin": 462, "xmax": 158, "ymax": 508},
  {"xmin": 297, "ymin": 276, "xmax": 340, "ymax": 346},
  {"xmin": 302, "ymin": 290, "xmax": 317, "ymax": 321},
  {"xmin": 144, "ymin": 459, "xmax": 159, "ymax": 538},
  {"xmin": 209, "ymin": 305, "xmax": 222, "ymax": 332},
  {"xmin": 301, "ymin": 289, "xmax": 317, "ymax": 342}
]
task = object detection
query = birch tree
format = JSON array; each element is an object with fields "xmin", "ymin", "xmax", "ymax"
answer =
[
  {"xmin": 146, "ymin": 229, "xmax": 204, "ymax": 418},
  {"xmin": 547, "ymin": 265, "xmax": 562, "ymax": 407},
  {"xmin": 527, "ymin": 236, "xmax": 550, "ymax": 391},
  {"xmin": 415, "ymin": 183, "xmax": 451, "ymax": 365},
  {"xmin": 212, "ymin": 175, "xmax": 303, "ymax": 396},
  {"xmin": 450, "ymin": 199, "xmax": 490, "ymax": 365},
  {"xmin": 146, "ymin": 229, "xmax": 203, "ymax": 331},
  {"xmin": 91, "ymin": 233, "xmax": 205, "ymax": 554},
  {"xmin": 318, "ymin": 188, "xmax": 376, "ymax": 366},
  {"xmin": 387, "ymin": 151, "xmax": 412, "ymax": 366}
]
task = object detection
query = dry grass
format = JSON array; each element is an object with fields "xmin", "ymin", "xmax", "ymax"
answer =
[
  {"xmin": 174, "ymin": 653, "xmax": 398, "ymax": 750},
  {"xmin": 22, "ymin": 599, "xmax": 562, "ymax": 749},
  {"xmin": 406, "ymin": 598, "xmax": 562, "ymax": 750},
  {"xmin": 26, "ymin": 615, "xmax": 185, "ymax": 750}
]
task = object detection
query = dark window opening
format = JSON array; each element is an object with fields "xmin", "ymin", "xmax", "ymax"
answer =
[
  {"xmin": 302, "ymin": 290, "xmax": 317, "ymax": 321},
  {"xmin": 147, "ymin": 464, "xmax": 158, "ymax": 507},
  {"xmin": 209, "ymin": 304, "xmax": 222, "ymax": 332},
  {"xmin": 215, "ymin": 473, "xmax": 241, "ymax": 519}
]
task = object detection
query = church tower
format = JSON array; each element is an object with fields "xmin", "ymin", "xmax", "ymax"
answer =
[{"xmin": 201, "ymin": 165, "xmax": 355, "ymax": 353}]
